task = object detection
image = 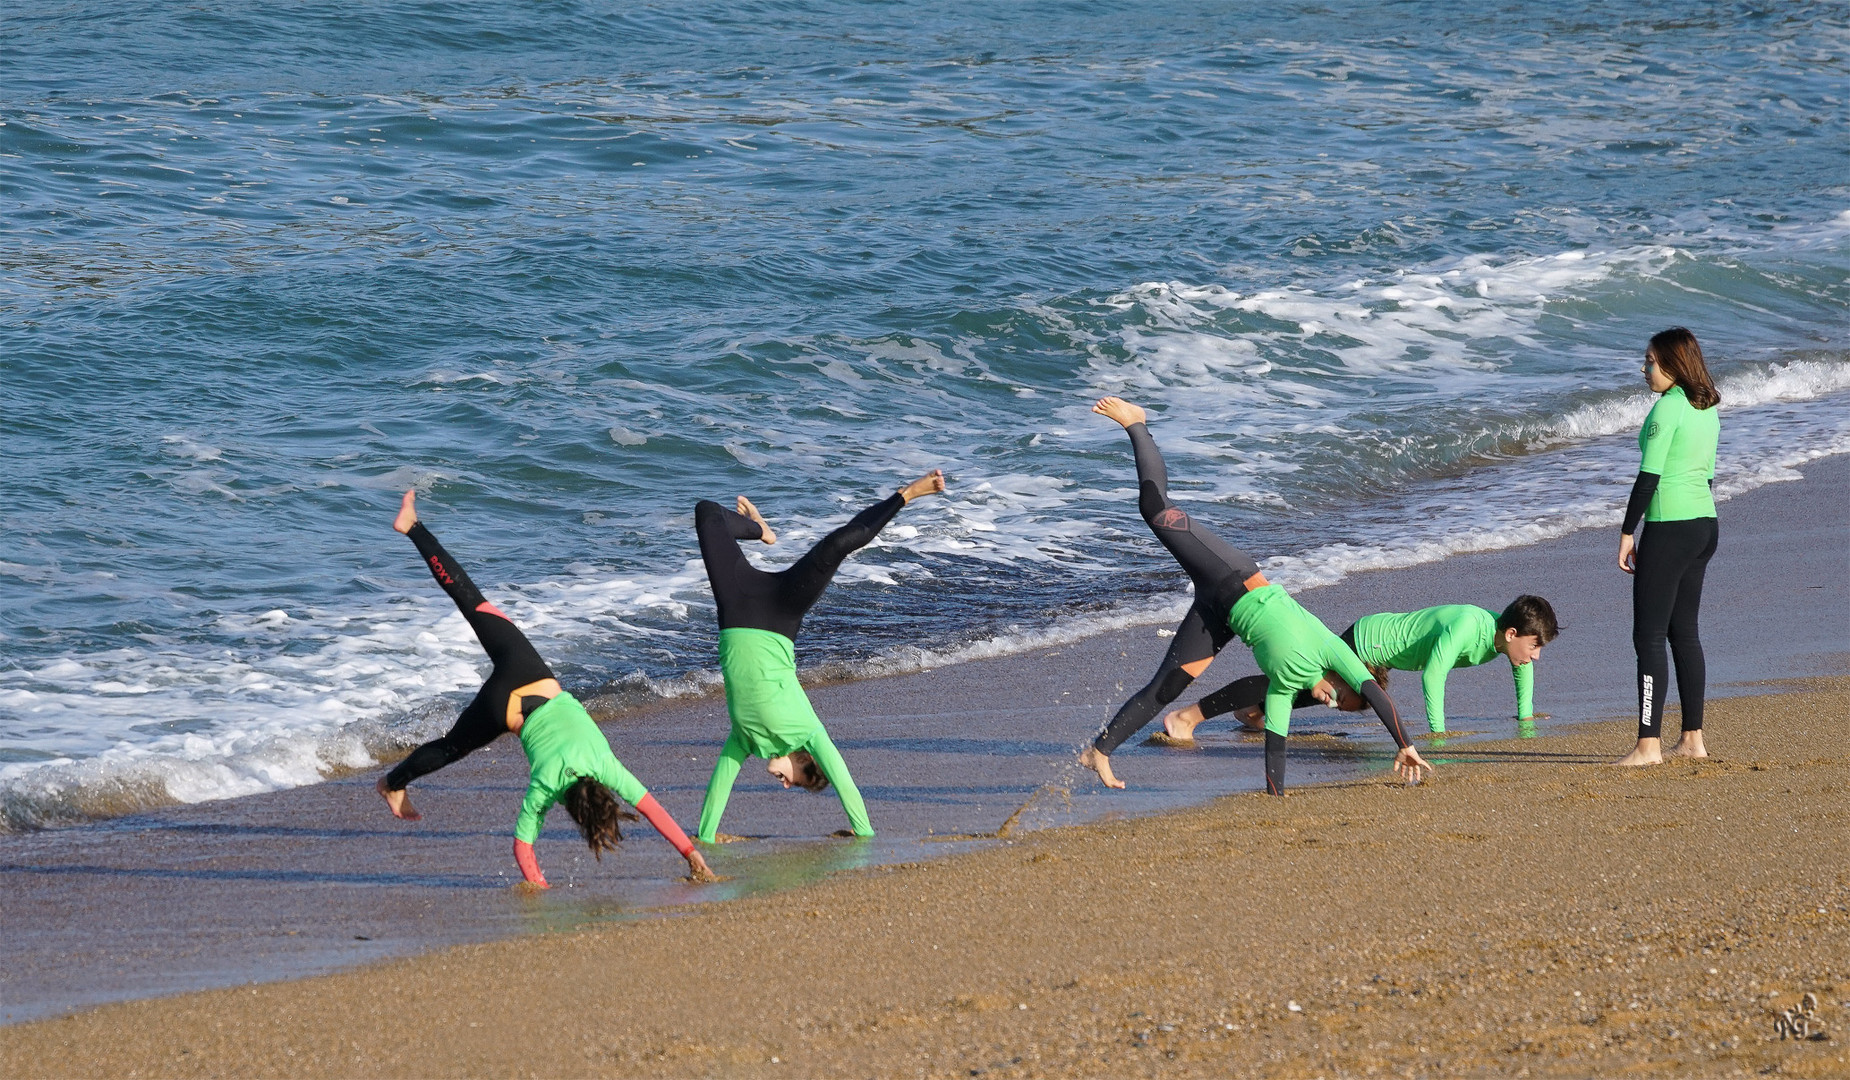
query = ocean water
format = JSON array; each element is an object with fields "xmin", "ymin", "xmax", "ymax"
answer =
[{"xmin": 4, "ymin": 1, "xmax": 1848, "ymax": 830}]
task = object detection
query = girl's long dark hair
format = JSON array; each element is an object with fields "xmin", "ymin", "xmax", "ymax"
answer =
[
  {"xmin": 563, "ymin": 777, "xmax": 637, "ymax": 860},
  {"xmin": 1648, "ymin": 327, "xmax": 1720, "ymax": 410}
]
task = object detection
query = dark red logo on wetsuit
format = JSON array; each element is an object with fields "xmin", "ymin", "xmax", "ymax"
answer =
[
  {"xmin": 428, "ymin": 556, "xmax": 455, "ymax": 586},
  {"xmin": 1153, "ymin": 507, "xmax": 1190, "ymax": 531}
]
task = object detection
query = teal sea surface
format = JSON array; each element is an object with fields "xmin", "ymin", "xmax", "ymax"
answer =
[{"xmin": 4, "ymin": 1, "xmax": 1848, "ymax": 826}]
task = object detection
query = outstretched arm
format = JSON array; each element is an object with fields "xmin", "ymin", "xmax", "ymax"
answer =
[
  {"xmin": 587, "ymin": 755, "xmax": 711, "ymax": 876},
  {"xmin": 1360, "ymin": 680, "xmax": 1431, "ymax": 783},
  {"xmin": 513, "ymin": 838, "xmax": 548, "ymax": 888},
  {"xmin": 512, "ymin": 781, "xmax": 557, "ymax": 886},
  {"xmin": 634, "ymin": 793, "xmax": 715, "ymax": 880},
  {"xmin": 805, "ymin": 729, "xmax": 874, "ymax": 837},
  {"xmin": 1513, "ymin": 658, "xmax": 1536, "ymax": 720},
  {"xmin": 1420, "ymin": 626, "xmax": 1468, "ymax": 734},
  {"xmin": 696, "ymin": 729, "xmax": 750, "ymax": 843}
]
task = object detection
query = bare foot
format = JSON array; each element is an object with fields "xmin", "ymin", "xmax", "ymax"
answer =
[
  {"xmin": 1234, "ymin": 705, "xmax": 1266, "ymax": 731},
  {"xmin": 1669, "ymin": 730, "xmax": 1708, "ymax": 759},
  {"xmin": 1092, "ymin": 396, "xmax": 1147, "ymax": 429},
  {"xmin": 377, "ymin": 776, "xmax": 421, "ymax": 820},
  {"xmin": 1614, "ymin": 737, "xmax": 1663, "ymax": 767},
  {"xmin": 1162, "ymin": 703, "xmax": 1204, "ymax": 742},
  {"xmin": 705, "ymin": 832, "xmax": 752, "ymax": 844},
  {"xmin": 392, "ymin": 489, "xmax": 419, "ymax": 535},
  {"xmin": 1078, "ymin": 745, "xmax": 1125, "ymax": 789},
  {"xmin": 899, "ymin": 469, "xmax": 946, "ymax": 504},
  {"xmin": 735, "ymin": 496, "xmax": 776, "ymax": 545}
]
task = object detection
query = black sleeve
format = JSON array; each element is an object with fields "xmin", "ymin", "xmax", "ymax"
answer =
[
  {"xmin": 1264, "ymin": 730, "xmax": 1287, "ymax": 795},
  {"xmin": 1360, "ymin": 680, "xmax": 1409, "ymax": 749},
  {"xmin": 1621, "ymin": 471, "xmax": 1660, "ymax": 536}
]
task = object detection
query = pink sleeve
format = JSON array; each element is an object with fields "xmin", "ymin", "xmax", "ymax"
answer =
[
  {"xmin": 513, "ymin": 838, "xmax": 548, "ymax": 887},
  {"xmin": 635, "ymin": 793, "xmax": 695, "ymax": 856}
]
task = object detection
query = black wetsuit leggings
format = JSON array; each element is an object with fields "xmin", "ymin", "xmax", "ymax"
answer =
[
  {"xmin": 1193, "ymin": 625, "xmax": 1363, "ymax": 720},
  {"xmin": 695, "ymin": 493, "xmax": 906, "ymax": 639},
  {"xmin": 1633, "ymin": 517, "xmax": 1717, "ymax": 740},
  {"xmin": 383, "ymin": 523, "xmax": 555, "ymax": 791},
  {"xmin": 1092, "ymin": 423, "xmax": 1264, "ymax": 756}
]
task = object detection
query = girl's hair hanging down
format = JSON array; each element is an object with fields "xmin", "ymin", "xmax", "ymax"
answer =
[
  {"xmin": 1648, "ymin": 327, "xmax": 1720, "ymax": 410},
  {"xmin": 563, "ymin": 777, "xmax": 636, "ymax": 859}
]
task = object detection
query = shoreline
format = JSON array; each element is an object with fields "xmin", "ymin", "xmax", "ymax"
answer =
[
  {"xmin": 0, "ymin": 453, "xmax": 1844, "ymax": 1032},
  {"xmin": 4, "ymin": 680, "xmax": 1847, "ymax": 1077}
]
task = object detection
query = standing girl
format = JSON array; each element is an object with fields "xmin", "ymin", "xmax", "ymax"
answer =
[{"xmin": 1615, "ymin": 328, "xmax": 1721, "ymax": 766}]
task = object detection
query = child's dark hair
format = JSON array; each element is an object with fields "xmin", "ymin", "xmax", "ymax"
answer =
[
  {"xmin": 563, "ymin": 777, "xmax": 638, "ymax": 860},
  {"xmin": 1497, "ymin": 595, "xmax": 1560, "ymax": 643},
  {"xmin": 1365, "ymin": 663, "xmax": 1390, "ymax": 689},
  {"xmin": 795, "ymin": 752, "xmax": 830, "ymax": 793},
  {"xmin": 1648, "ymin": 327, "xmax": 1720, "ymax": 410}
]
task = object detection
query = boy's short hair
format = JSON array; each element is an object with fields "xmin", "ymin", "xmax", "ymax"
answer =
[{"xmin": 1497, "ymin": 595, "xmax": 1560, "ymax": 643}]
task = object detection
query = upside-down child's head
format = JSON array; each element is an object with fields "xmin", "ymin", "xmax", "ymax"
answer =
[
  {"xmin": 767, "ymin": 750, "xmax": 830, "ymax": 792},
  {"xmin": 564, "ymin": 777, "xmax": 638, "ymax": 859}
]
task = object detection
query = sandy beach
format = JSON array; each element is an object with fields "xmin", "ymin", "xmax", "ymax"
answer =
[
  {"xmin": 3, "ymin": 674, "xmax": 1846, "ymax": 1077},
  {"xmin": 3, "ymin": 454, "xmax": 1844, "ymax": 1033},
  {"xmin": 12, "ymin": 6, "xmax": 1850, "ymax": 1074},
  {"xmin": 0, "ymin": 455, "xmax": 1844, "ymax": 1075}
]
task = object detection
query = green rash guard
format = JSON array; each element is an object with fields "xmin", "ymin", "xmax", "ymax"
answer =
[
  {"xmin": 1226, "ymin": 586, "xmax": 1376, "ymax": 738},
  {"xmin": 1639, "ymin": 385, "xmax": 1719, "ymax": 522},
  {"xmin": 696, "ymin": 627, "xmax": 872, "ymax": 843},
  {"xmin": 514, "ymin": 692, "xmax": 649, "ymax": 845},
  {"xmin": 1349, "ymin": 605, "xmax": 1533, "ymax": 734}
]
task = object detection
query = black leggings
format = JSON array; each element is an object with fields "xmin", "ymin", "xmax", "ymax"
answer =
[
  {"xmin": 1194, "ymin": 625, "xmax": 1363, "ymax": 721},
  {"xmin": 383, "ymin": 523, "xmax": 555, "ymax": 791},
  {"xmin": 1093, "ymin": 423, "xmax": 1264, "ymax": 755},
  {"xmin": 696, "ymin": 493, "xmax": 905, "ymax": 638},
  {"xmin": 1633, "ymin": 517, "xmax": 1717, "ymax": 740}
]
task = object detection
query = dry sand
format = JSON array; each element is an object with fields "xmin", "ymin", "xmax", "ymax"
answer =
[{"xmin": 5, "ymin": 678, "xmax": 1847, "ymax": 1078}]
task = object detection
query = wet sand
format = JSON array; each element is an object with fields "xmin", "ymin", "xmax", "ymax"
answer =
[
  {"xmin": 0, "ymin": 454, "xmax": 1844, "ymax": 1060},
  {"xmin": 3, "ymin": 678, "xmax": 1848, "ymax": 1078}
]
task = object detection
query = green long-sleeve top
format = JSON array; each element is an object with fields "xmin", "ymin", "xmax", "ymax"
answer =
[
  {"xmin": 1639, "ymin": 385, "xmax": 1719, "ymax": 522},
  {"xmin": 514, "ymin": 692, "xmax": 649, "ymax": 844},
  {"xmin": 1226, "ymin": 585, "xmax": 1376, "ymax": 738},
  {"xmin": 1349, "ymin": 605, "xmax": 1534, "ymax": 733},
  {"xmin": 696, "ymin": 627, "xmax": 872, "ymax": 843}
]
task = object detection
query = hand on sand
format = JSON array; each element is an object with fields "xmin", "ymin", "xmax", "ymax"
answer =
[
  {"xmin": 377, "ymin": 776, "xmax": 421, "ymax": 820},
  {"xmin": 736, "ymin": 495, "xmax": 776, "ymax": 545},
  {"xmin": 392, "ymin": 489, "xmax": 419, "ymax": 535},
  {"xmin": 684, "ymin": 849, "xmax": 721, "ymax": 883},
  {"xmin": 1079, "ymin": 745, "xmax": 1125, "ymax": 789},
  {"xmin": 1092, "ymin": 396, "xmax": 1147, "ymax": 429},
  {"xmin": 1393, "ymin": 745, "xmax": 1432, "ymax": 784},
  {"xmin": 899, "ymin": 469, "xmax": 946, "ymax": 504}
]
